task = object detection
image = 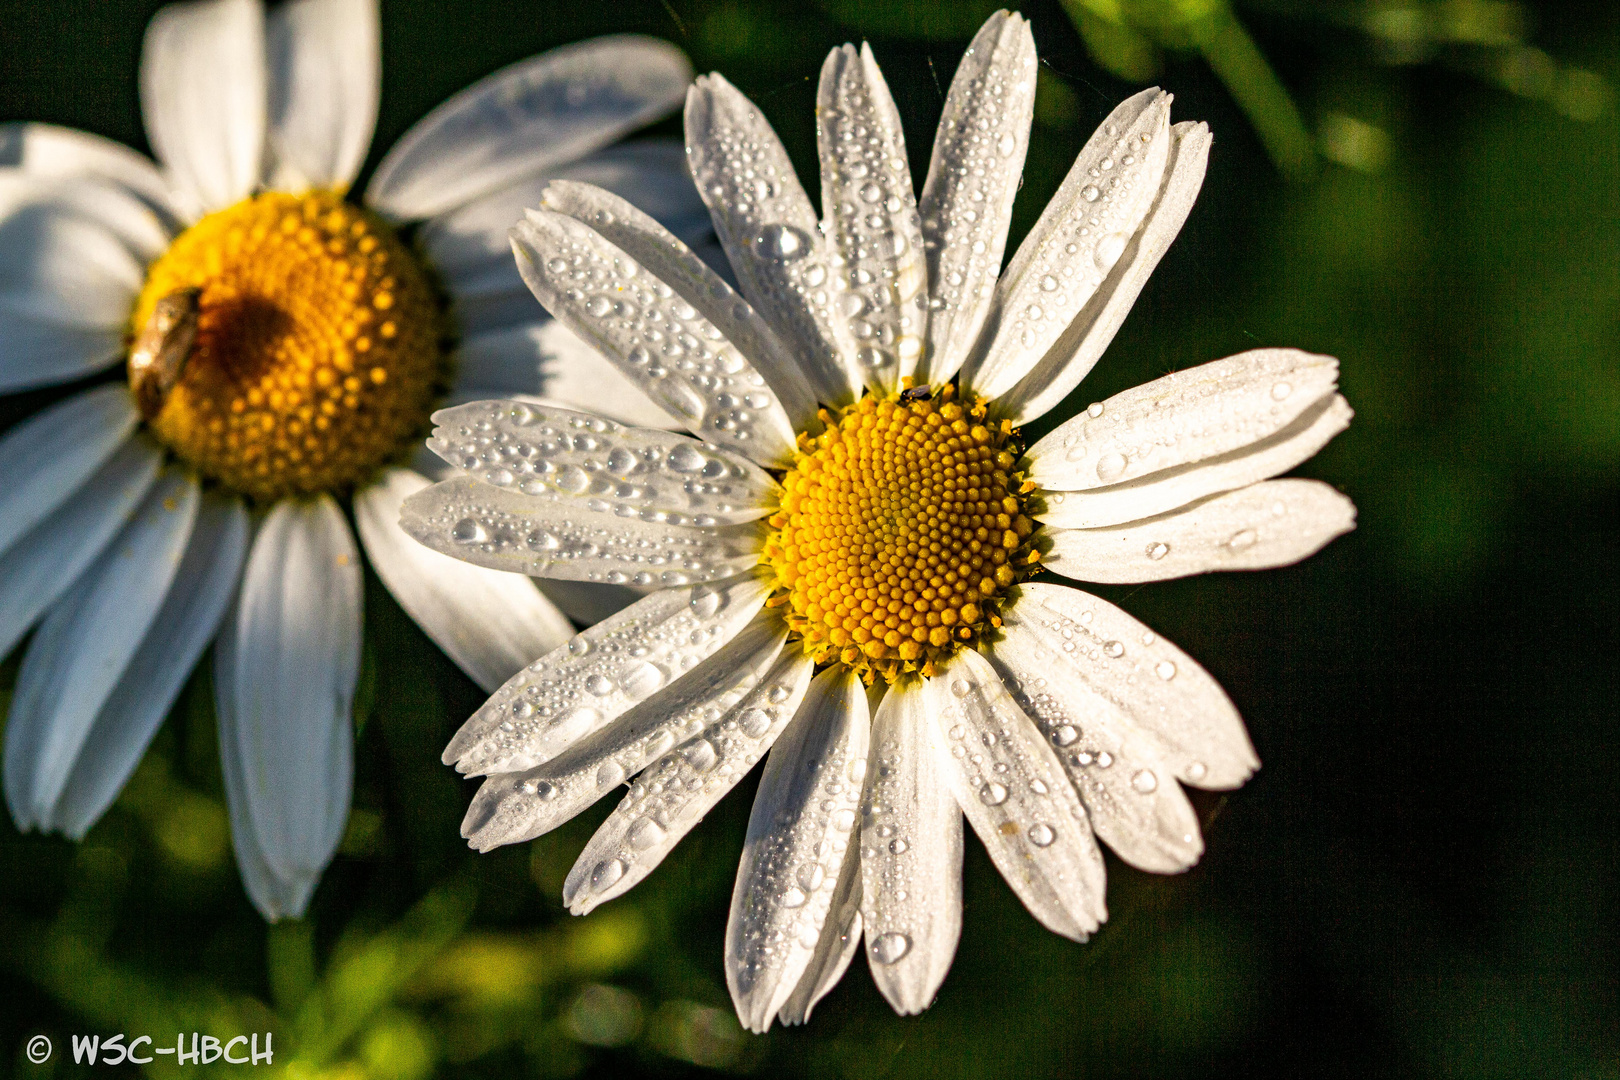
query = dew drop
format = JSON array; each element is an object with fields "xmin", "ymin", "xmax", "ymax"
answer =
[
  {"xmin": 1081, "ymin": 184, "xmax": 1101, "ymax": 202},
  {"xmin": 1051, "ymin": 724, "xmax": 1079, "ymax": 747},
  {"xmin": 979, "ymin": 781, "xmax": 1009, "ymax": 806},
  {"xmin": 1027, "ymin": 823, "xmax": 1056, "ymax": 847},
  {"xmin": 591, "ymin": 858, "xmax": 626, "ymax": 890},
  {"xmin": 451, "ymin": 519, "xmax": 487, "ymax": 544},
  {"xmin": 683, "ymin": 739, "xmax": 718, "ymax": 773},
  {"xmin": 1102, "ymin": 640, "xmax": 1125, "ymax": 658},
  {"xmin": 780, "ymin": 887, "xmax": 808, "ymax": 908},
  {"xmin": 1228, "ymin": 528, "xmax": 1258, "ymax": 551},
  {"xmin": 1087, "ymin": 401, "xmax": 1104, "ymax": 418},
  {"xmin": 1131, "ymin": 769, "xmax": 1158, "ymax": 794},
  {"xmin": 1155, "ymin": 660, "xmax": 1178, "ymax": 680},
  {"xmin": 1145, "ymin": 541, "xmax": 1170, "ymax": 561},
  {"xmin": 796, "ymin": 862, "xmax": 826, "ymax": 891},
  {"xmin": 755, "ymin": 223, "xmax": 810, "ymax": 260},
  {"xmin": 628, "ymin": 817, "xmax": 666, "ymax": 850},
  {"xmin": 1095, "ymin": 232, "xmax": 1128, "ymax": 269},
  {"xmin": 585, "ymin": 675, "xmax": 614, "ymax": 697},
  {"xmin": 1095, "ymin": 452, "xmax": 1127, "ymax": 482},
  {"xmin": 889, "ymin": 838, "xmax": 909, "ymax": 854},
  {"xmin": 872, "ymin": 932, "xmax": 911, "ymax": 964},
  {"xmin": 738, "ymin": 708, "xmax": 772, "ymax": 739},
  {"xmin": 1187, "ymin": 761, "xmax": 1208, "ymax": 782},
  {"xmin": 1271, "ymin": 381, "xmax": 1293, "ymax": 401},
  {"xmin": 596, "ymin": 760, "xmax": 627, "ymax": 788},
  {"xmin": 619, "ymin": 661, "xmax": 667, "ymax": 699},
  {"xmin": 997, "ymin": 133, "xmax": 1017, "ymax": 156}
]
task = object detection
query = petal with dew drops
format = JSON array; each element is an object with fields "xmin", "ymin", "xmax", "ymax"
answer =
[
  {"xmin": 1043, "ymin": 478, "xmax": 1356, "ymax": 584},
  {"xmin": 366, "ymin": 36, "xmax": 691, "ymax": 221},
  {"xmin": 429, "ymin": 400, "xmax": 777, "ymax": 527},
  {"xmin": 139, "ymin": 0, "xmax": 266, "ymax": 217},
  {"xmin": 49, "ymin": 493, "xmax": 246, "ymax": 839},
  {"xmin": 996, "ymin": 583, "xmax": 1258, "ymax": 790},
  {"xmin": 441, "ymin": 574, "xmax": 769, "ymax": 775},
  {"xmin": 684, "ymin": 75, "xmax": 856, "ymax": 406},
  {"xmin": 539, "ymin": 181, "xmax": 817, "ymax": 431},
  {"xmin": 817, "ymin": 44, "xmax": 928, "ymax": 394},
  {"xmin": 0, "ymin": 386, "xmax": 138, "ymax": 560},
  {"xmin": 987, "ymin": 622, "xmax": 1206, "ymax": 873},
  {"xmin": 727, "ymin": 666, "xmax": 870, "ymax": 1034},
  {"xmin": 563, "ymin": 649, "xmax": 814, "ymax": 914},
  {"xmin": 963, "ymin": 88, "xmax": 1171, "ymax": 404},
  {"xmin": 925, "ymin": 648, "xmax": 1107, "ymax": 941},
  {"xmin": 355, "ymin": 469, "xmax": 573, "ymax": 694},
  {"xmin": 995, "ymin": 120, "xmax": 1212, "ymax": 424},
  {"xmin": 859, "ymin": 682, "xmax": 963, "ymax": 1015},
  {"xmin": 1040, "ymin": 395, "xmax": 1353, "ymax": 530},
  {"xmin": 4, "ymin": 469, "xmax": 198, "ymax": 832},
  {"xmin": 399, "ymin": 475, "xmax": 762, "ymax": 585},
  {"xmin": 265, "ymin": 0, "xmax": 379, "ymax": 193},
  {"xmin": 1029, "ymin": 349, "xmax": 1342, "ymax": 491},
  {"xmin": 510, "ymin": 208, "xmax": 797, "ymax": 466},
  {"xmin": 917, "ymin": 12, "xmax": 1037, "ymax": 385},
  {"xmin": 460, "ymin": 619, "xmax": 787, "ymax": 853},
  {"xmin": 777, "ymin": 835, "xmax": 863, "ymax": 1027}
]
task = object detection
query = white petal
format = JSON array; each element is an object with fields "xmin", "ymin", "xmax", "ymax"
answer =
[
  {"xmin": 963, "ymin": 90, "xmax": 1173, "ymax": 405},
  {"xmin": 0, "ymin": 122, "xmax": 178, "ymax": 220},
  {"xmin": 452, "ymin": 322, "xmax": 677, "ymax": 430},
  {"xmin": 726, "ymin": 666, "xmax": 870, "ymax": 1033},
  {"xmin": 995, "ymin": 121, "xmax": 1212, "ymax": 423},
  {"xmin": 997, "ymin": 583, "xmax": 1258, "ymax": 789},
  {"xmin": 365, "ymin": 36, "xmax": 691, "ymax": 221},
  {"xmin": 429, "ymin": 400, "xmax": 777, "ymax": 526},
  {"xmin": 684, "ymin": 74, "xmax": 856, "ymax": 406},
  {"xmin": 859, "ymin": 683, "xmax": 963, "ymax": 1015},
  {"xmin": 917, "ymin": 12, "xmax": 1037, "ymax": 384},
  {"xmin": 563, "ymin": 649, "xmax": 814, "ymax": 913},
  {"xmin": 987, "ymin": 625, "xmax": 1204, "ymax": 873},
  {"xmin": 460, "ymin": 618, "xmax": 788, "ymax": 852},
  {"xmin": 1043, "ymin": 478, "xmax": 1356, "ymax": 584},
  {"xmin": 777, "ymin": 840, "xmax": 863, "ymax": 1027},
  {"xmin": 1030, "ymin": 349, "xmax": 1341, "ymax": 490},
  {"xmin": 4, "ymin": 470, "xmax": 198, "ymax": 830},
  {"xmin": 0, "ymin": 183, "xmax": 147, "ymax": 327},
  {"xmin": 0, "ymin": 171, "xmax": 171, "ymax": 263},
  {"xmin": 925, "ymin": 648, "xmax": 1107, "ymax": 940},
  {"xmin": 424, "ymin": 140, "xmax": 709, "ymax": 298},
  {"xmin": 1040, "ymin": 395, "xmax": 1353, "ymax": 529},
  {"xmin": 533, "ymin": 578, "xmax": 644, "ymax": 625},
  {"xmin": 511, "ymin": 208, "xmax": 798, "ymax": 466},
  {"xmin": 399, "ymin": 474, "xmax": 762, "ymax": 584},
  {"xmin": 49, "ymin": 493, "xmax": 247, "ymax": 838},
  {"xmin": 817, "ymin": 44, "xmax": 927, "ymax": 393},
  {"xmin": 140, "ymin": 0, "xmax": 266, "ymax": 216},
  {"xmin": 442, "ymin": 574, "xmax": 769, "ymax": 775},
  {"xmin": 0, "ymin": 386, "xmax": 138, "ymax": 559},
  {"xmin": 355, "ymin": 468, "xmax": 573, "ymax": 693},
  {"xmin": 539, "ymin": 181, "xmax": 818, "ymax": 431},
  {"xmin": 265, "ymin": 0, "xmax": 379, "ymax": 192},
  {"xmin": 0, "ymin": 314, "xmax": 124, "ymax": 393},
  {"xmin": 215, "ymin": 495, "xmax": 359, "ymax": 896},
  {"xmin": 0, "ymin": 437, "xmax": 162, "ymax": 659}
]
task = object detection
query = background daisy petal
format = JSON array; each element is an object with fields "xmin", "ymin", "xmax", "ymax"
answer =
[
  {"xmin": 562, "ymin": 649, "xmax": 814, "ymax": 914},
  {"xmin": 917, "ymin": 12, "xmax": 1037, "ymax": 385},
  {"xmin": 0, "ymin": 386, "xmax": 138, "ymax": 558},
  {"xmin": 355, "ymin": 468, "xmax": 573, "ymax": 693},
  {"xmin": 215, "ymin": 494, "xmax": 359, "ymax": 910},
  {"xmin": 1042, "ymin": 478, "xmax": 1357, "ymax": 584},
  {"xmin": 428, "ymin": 400, "xmax": 777, "ymax": 525},
  {"xmin": 140, "ymin": 0, "xmax": 267, "ymax": 217},
  {"xmin": 859, "ymin": 683, "xmax": 964, "ymax": 1015},
  {"xmin": 265, "ymin": 0, "xmax": 380, "ymax": 192},
  {"xmin": 963, "ymin": 89, "xmax": 1173, "ymax": 406},
  {"xmin": 0, "ymin": 437, "xmax": 162, "ymax": 659},
  {"xmin": 442, "ymin": 574, "xmax": 769, "ymax": 775},
  {"xmin": 365, "ymin": 36, "xmax": 691, "ymax": 221},
  {"xmin": 817, "ymin": 44, "xmax": 928, "ymax": 394},
  {"xmin": 48, "ymin": 493, "xmax": 247, "ymax": 838},
  {"xmin": 994, "ymin": 121, "xmax": 1212, "ymax": 424},
  {"xmin": 925, "ymin": 647, "xmax": 1108, "ymax": 941},
  {"xmin": 726, "ymin": 666, "xmax": 869, "ymax": 1033},
  {"xmin": 460, "ymin": 619, "xmax": 787, "ymax": 853},
  {"xmin": 3, "ymin": 470, "xmax": 197, "ymax": 831},
  {"xmin": 0, "ymin": 122, "xmax": 179, "ymax": 220},
  {"xmin": 684, "ymin": 74, "xmax": 856, "ymax": 407}
]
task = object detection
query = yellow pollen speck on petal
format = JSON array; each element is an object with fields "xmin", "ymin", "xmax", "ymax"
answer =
[
  {"xmin": 131, "ymin": 190, "xmax": 445, "ymax": 502},
  {"xmin": 763, "ymin": 384, "xmax": 1040, "ymax": 684}
]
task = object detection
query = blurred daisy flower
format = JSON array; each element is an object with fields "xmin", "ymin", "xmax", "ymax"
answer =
[
  {"xmin": 0, "ymin": 0, "xmax": 699, "ymax": 918},
  {"xmin": 401, "ymin": 11, "xmax": 1356, "ymax": 1027}
]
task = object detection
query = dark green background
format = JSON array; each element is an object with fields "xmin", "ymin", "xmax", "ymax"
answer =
[{"xmin": 2, "ymin": 1, "xmax": 1615, "ymax": 1077}]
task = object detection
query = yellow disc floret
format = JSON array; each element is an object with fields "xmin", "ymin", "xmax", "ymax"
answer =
[
  {"xmin": 132, "ymin": 190, "xmax": 444, "ymax": 502},
  {"xmin": 763, "ymin": 384, "xmax": 1040, "ymax": 683}
]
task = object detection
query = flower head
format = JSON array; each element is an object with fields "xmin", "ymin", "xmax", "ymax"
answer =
[
  {"xmin": 0, "ymin": 0, "xmax": 698, "ymax": 919},
  {"xmin": 402, "ymin": 11, "xmax": 1355, "ymax": 1028}
]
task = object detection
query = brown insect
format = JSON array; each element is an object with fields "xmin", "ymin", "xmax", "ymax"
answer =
[
  {"xmin": 128, "ymin": 286, "xmax": 202, "ymax": 420},
  {"xmin": 899, "ymin": 386, "xmax": 931, "ymax": 403}
]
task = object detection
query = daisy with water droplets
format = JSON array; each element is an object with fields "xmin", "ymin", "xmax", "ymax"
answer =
[
  {"xmin": 0, "ymin": 0, "xmax": 703, "ymax": 918},
  {"xmin": 401, "ymin": 11, "xmax": 1356, "ymax": 1027}
]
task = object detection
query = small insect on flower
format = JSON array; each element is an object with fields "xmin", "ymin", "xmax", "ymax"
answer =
[
  {"xmin": 127, "ymin": 287, "xmax": 201, "ymax": 420},
  {"xmin": 898, "ymin": 386, "xmax": 932, "ymax": 403}
]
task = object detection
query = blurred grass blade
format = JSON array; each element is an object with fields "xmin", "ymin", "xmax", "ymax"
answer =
[{"xmin": 1189, "ymin": 6, "xmax": 1317, "ymax": 181}]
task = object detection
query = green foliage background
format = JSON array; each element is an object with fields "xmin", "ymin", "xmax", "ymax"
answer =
[{"xmin": 1, "ymin": 0, "xmax": 1615, "ymax": 1076}]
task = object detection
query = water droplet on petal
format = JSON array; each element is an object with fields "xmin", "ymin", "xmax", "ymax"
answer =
[
  {"xmin": 1131, "ymin": 769, "xmax": 1158, "ymax": 794},
  {"xmin": 452, "ymin": 519, "xmax": 487, "ymax": 544},
  {"xmin": 1155, "ymin": 660, "xmax": 1177, "ymax": 680},
  {"xmin": 628, "ymin": 817, "xmax": 666, "ymax": 850},
  {"xmin": 1051, "ymin": 725, "xmax": 1079, "ymax": 747},
  {"xmin": 1228, "ymin": 528, "xmax": 1258, "ymax": 551},
  {"xmin": 1028, "ymin": 823, "xmax": 1056, "ymax": 847},
  {"xmin": 979, "ymin": 782, "xmax": 1009, "ymax": 806},
  {"xmin": 1103, "ymin": 640, "xmax": 1125, "ymax": 658},
  {"xmin": 1145, "ymin": 541, "xmax": 1170, "ymax": 561},
  {"xmin": 1095, "ymin": 452, "xmax": 1126, "ymax": 481},
  {"xmin": 872, "ymin": 932, "xmax": 911, "ymax": 964},
  {"xmin": 591, "ymin": 858, "xmax": 626, "ymax": 889},
  {"xmin": 1095, "ymin": 232, "xmax": 1128, "ymax": 269}
]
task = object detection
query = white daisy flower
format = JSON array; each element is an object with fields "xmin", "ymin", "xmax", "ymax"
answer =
[
  {"xmin": 0, "ymin": 0, "xmax": 701, "ymax": 919},
  {"xmin": 400, "ymin": 11, "xmax": 1357, "ymax": 1028}
]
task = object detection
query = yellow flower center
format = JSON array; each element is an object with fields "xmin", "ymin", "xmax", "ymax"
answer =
[
  {"xmin": 763, "ymin": 385, "xmax": 1039, "ymax": 683},
  {"xmin": 130, "ymin": 190, "xmax": 445, "ymax": 502}
]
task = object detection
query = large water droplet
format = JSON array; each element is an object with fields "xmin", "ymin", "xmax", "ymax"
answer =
[
  {"xmin": 871, "ymin": 932, "xmax": 911, "ymax": 964},
  {"xmin": 796, "ymin": 862, "xmax": 825, "ymax": 891},
  {"xmin": 737, "ymin": 708, "xmax": 772, "ymax": 739},
  {"xmin": 1051, "ymin": 725, "xmax": 1079, "ymax": 747},
  {"xmin": 1102, "ymin": 640, "xmax": 1125, "ymax": 658},
  {"xmin": 1228, "ymin": 528, "xmax": 1258, "ymax": 550},
  {"xmin": 1027, "ymin": 823, "xmax": 1056, "ymax": 847},
  {"xmin": 979, "ymin": 782, "xmax": 1009, "ymax": 806},
  {"xmin": 628, "ymin": 817, "xmax": 666, "ymax": 850},
  {"xmin": 1095, "ymin": 452, "xmax": 1127, "ymax": 482},
  {"xmin": 781, "ymin": 886, "xmax": 808, "ymax": 908},
  {"xmin": 1081, "ymin": 184, "xmax": 1101, "ymax": 202},
  {"xmin": 591, "ymin": 858, "xmax": 626, "ymax": 890},
  {"xmin": 1145, "ymin": 541, "xmax": 1170, "ymax": 561},
  {"xmin": 683, "ymin": 738, "xmax": 718, "ymax": 773},
  {"xmin": 755, "ymin": 223, "xmax": 810, "ymax": 261},
  {"xmin": 1131, "ymin": 769, "xmax": 1158, "ymax": 794},
  {"xmin": 619, "ymin": 661, "xmax": 667, "ymax": 699},
  {"xmin": 1155, "ymin": 660, "xmax": 1177, "ymax": 681},
  {"xmin": 452, "ymin": 519, "xmax": 487, "ymax": 544}
]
